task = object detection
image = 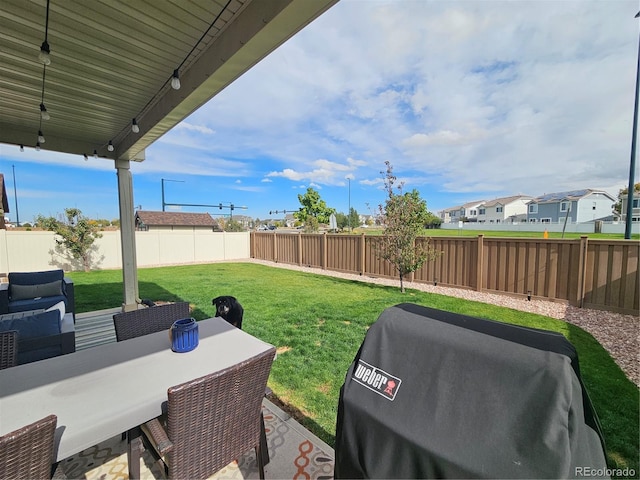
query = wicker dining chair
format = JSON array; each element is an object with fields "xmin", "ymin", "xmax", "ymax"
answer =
[
  {"xmin": 0, "ymin": 414, "xmax": 59, "ymax": 480},
  {"xmin": 0, "ymin": 330, "xmax": 18, "ymax": 370},
  {"xmin": 129, "ymin": 346, "xmax": 277, "ymax": 480},
  {"xmin": 113, "ymin": 302, "xmax": 191, "ymax": 342}
]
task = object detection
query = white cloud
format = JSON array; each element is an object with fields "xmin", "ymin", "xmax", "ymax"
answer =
[{"xmin": 173, "ymin": 122, "xmax": 215, "ymax": 135}]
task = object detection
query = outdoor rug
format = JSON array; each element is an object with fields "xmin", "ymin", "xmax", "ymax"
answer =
[{"xmin": 60, "ymin": 399, "xmax": 334, "ymax": 479}]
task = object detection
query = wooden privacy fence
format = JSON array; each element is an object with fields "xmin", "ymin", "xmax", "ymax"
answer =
[{"xmin": 251, "ymin": 232, "xmax": 639, "ymax": 315}]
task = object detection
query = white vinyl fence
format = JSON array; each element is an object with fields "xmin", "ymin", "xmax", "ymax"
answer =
[{"xmin": 0, "ymin": 230, "xmax": 251, "ymax": 274}]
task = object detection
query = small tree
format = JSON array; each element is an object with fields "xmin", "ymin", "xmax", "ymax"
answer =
[
  {"xmin": 613, "ymin": 183, "xmax": 640, "ymax": 215},
  {"xmin": 348, "ymin": 207, "xmax": 360, "ymax": 231},
  {"xmin": 224, "ymin": 219, "xmax": 245, "ymax": 232},
  {"xmin": 35, "ymin": 208, "xmax": 103, "ymax": 272},
  {"xmin": 336, "ymin": 212, "xmax": 349, "ymax": 230},
  {"xmin": 375, "ymin": 161, "xmax": 440, "ymax": 292},
  {"xmin": 294, "ymin": 187, "xmax": 336, "ymax": 232}
]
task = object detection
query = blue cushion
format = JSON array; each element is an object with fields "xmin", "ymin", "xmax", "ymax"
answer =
[
  {"xmin": 8, "ymin": 295, "xmax": 68, "ymax": 314},
  {"xmin": 0, "ymin": 310, "xmax": 61, "ymax": 338}
]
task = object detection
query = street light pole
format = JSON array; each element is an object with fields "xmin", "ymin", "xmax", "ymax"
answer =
[
  {"xmin": 348, "ymin": 177, "xmax": 351, "ymax": 231},
  {"xmin": 161, "ymin": 178, "xmax": 184, "ymax": 211},
  {"xmin": 625, "ymin": 11, "xmax": 640, "ymax": 239}
]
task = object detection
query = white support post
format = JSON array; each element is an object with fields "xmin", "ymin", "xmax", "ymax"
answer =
[{"xmin": 115, "ymin": 159, "xmax": 139, "ymax": 312}]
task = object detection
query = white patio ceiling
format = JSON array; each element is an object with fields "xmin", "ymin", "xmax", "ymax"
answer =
[{"xmin": 0, "ymin": 0, "xmax": 338, "ymax": 161}]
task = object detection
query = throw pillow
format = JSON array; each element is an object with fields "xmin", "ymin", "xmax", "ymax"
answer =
[
  {"xmin": 46, "ymin": 301, "xmax": 66, "ymax": 324},
  {"xmin": 10, "ymin": 280, "xmax": 63, "ymax": 301}
]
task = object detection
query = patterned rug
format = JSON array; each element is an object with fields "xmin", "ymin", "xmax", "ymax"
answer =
[{"xmin": 60, "ymin": 400, "xmax": 334, "ymax": 479}]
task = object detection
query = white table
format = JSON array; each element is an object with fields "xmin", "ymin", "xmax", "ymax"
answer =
[{"xmin": 0, "ymin": 317, "xmax": 274, "ymax": 462}]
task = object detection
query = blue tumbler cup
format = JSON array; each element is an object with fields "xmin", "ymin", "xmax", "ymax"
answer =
[{"xmin": 171, "ymin": 318, "xmax": 199, "ymax": 353}]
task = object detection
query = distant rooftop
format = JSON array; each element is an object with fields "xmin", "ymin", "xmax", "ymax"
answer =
[{"xmin": 135, "ymin": 211, "xmax": 218, "ymax": 227}]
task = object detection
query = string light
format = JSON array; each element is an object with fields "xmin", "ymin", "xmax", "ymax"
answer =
[
  {"xmin": 40, "ymin": 103, "xmax": 50, "ymax": 120},
  {"xmin": 19, "ymin": 145, "xmax": 24, "ymax": 152},
  {"xmin": 35, "ymin": 142, "xmax": 41, "ymax": 151},
  {"xmin": 38, "ymin": 130, "xmax": 45, "ymax": 143},
  {"xmin": 93, "ymin": 149, "xmax": 98, "ymax": 159},
  {"xmin": 83, "ymin": 154, "xmax": 88, "ymax": 161},
  {"xmin": 171, "ymin": 69, "xmax": 181, "ymax": 90},
  {"xmin": 38, "ymin": 0, "xmax": 51, "ymax": 65},
  {"xmin": 39, "ymin": 40, "xmax": 51, "ymax": 65},
  {"xmin": 108, "ymin": 140, "xmax": 114, "ymax": 152},
  {"xmin": 131, "ymin": 118, "xmax": 140, "ymax": 133}
]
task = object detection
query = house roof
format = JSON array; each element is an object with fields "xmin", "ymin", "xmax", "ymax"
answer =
[
  {"xmin": 135, "ymin": 210, "xmax": 217, "ymax": 227},
  {"xmin": 529, "ymin": 189, "xmax": 613, "ymax": 204},
  {"xmin": 482, "ymin": 195, "xmax": 532, "ymax": 207},
  {"xmin": 461, "ymin": 200, "xmax": 485, "ymax": 209}
]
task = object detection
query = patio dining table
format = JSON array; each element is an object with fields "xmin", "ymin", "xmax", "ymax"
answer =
[{"xmin": 0, "ymin": 317, "xmax": 274, "ymax": 464}]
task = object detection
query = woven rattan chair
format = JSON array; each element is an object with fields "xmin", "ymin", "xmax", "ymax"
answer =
[
  {"xmin": 113, "ymin": 302, "xmax": 190, "ymax": 342},
  {"xmin": 129, "ymin": 347, "xmax": 276, "ymax": 480},
  {"xmin": 0, "ymin": 330, "xmax": 18, "ymax": 370},
  {"xmin": 0, "ymin": 414, "xmax": 59, "ymax": 479}
]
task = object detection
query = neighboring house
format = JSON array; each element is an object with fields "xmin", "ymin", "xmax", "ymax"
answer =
[
  {"xmin": 620, "ymin": 192, "xmax": 640, "ymax": 222},
  {"xmin": 439, "ymin": 201, "xmax": 484, "ymax": 223},
  {"xmin": 459, "ymin": 200, "xmax": 485, "ymax": 222},
  {"xmin": 359, "ymin": 214, "xmax": 374, "ymax": 226},
  {"xmin": 526, "ymin": 189, "xmax": 616, "ymax": 224},
  {"xmin": 231, "ymin": 215, "xmax": 252, "ymax": 229},
  {"xmin": 439, "ymin": 206, "xmax": 459, "ymax": 224},
  {"xmin": 135, "ymin": 211, "xmax": 220, "ymax": 231},
  {"xmin": 477, "ymin": 195, "xmax": 532, "ymax": 223}
]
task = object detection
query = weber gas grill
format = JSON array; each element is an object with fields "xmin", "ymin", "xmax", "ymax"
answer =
[{"xmin": 334, "ymin": 303, "xmax": 608, "ymax": 479}]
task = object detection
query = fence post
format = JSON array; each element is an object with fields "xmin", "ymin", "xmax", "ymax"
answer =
[
  {"xmin": 273, "ymin": 231, "xmax": 278, "ymax": 263},
  {"xmin": 476, "ymin": 234, "xmax": 484, "ymax": 292},
  {"xmin": 298, "ymin": 231, "xmax": 302, "ymax": 266},
  {"xmin": 360, "ymin": 233, "xmax": 366, "ymax": 276},
  {"xmin": 577, "ymin": 236, "xmax": 588, "ymax": 308},
  {"xmin": 322, "ymin": 232, "xmax": 327, "ymax": 270}
]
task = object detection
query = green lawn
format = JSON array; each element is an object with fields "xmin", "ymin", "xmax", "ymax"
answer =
[{"xmin": 69, "ymin": 263, "xmax": 638, "ymax": 474}]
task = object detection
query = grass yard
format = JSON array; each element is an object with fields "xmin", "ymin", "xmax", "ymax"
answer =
[{"xmin": 69, "ymin": 263, "xmax": 639, "ymax": 474}]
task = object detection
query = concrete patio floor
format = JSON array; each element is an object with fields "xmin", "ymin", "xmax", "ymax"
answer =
[{"xmin": 68, "ymin": 309, "xmax": 335, "ymax": 479}]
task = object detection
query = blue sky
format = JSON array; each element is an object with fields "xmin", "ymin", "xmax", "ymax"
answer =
[{"xmin": 1, "ymin": 0, "xmax": 638, "ymax": 224}]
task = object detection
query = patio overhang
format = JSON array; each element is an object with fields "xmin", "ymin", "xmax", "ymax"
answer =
[{"xmin": 0, "ymin": 0, "xmax": 339, "ymax": 309}]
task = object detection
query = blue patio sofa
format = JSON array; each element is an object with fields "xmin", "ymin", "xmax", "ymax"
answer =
[
  {"xmin": 0, "ymin": 309, "xmax": 75, "ymax": 364},
  {"xmin": 0, "ymin": 269, "xmax": 75, "ymax": 321}
]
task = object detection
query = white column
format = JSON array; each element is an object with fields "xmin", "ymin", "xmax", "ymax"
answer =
[{"xmin": 115, "ymin": 159, "xmax": 139, "ymax": 311}]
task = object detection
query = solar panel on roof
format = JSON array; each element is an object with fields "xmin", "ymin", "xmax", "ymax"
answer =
[{"xmin": 537, "ymin": 189, "xmax": 590, "ymax": 202}]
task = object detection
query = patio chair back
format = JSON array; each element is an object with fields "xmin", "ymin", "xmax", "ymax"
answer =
[
  {"xmin": 0, "ymin": 330, "xmax": 18, "ymax": 369},
  {"xmin": 113, "ymin": 302, "xmax": 190, "ymax": 341},
  {"xmin": 0, "ymin": 414, "xmax": 57, "ymax": 479},
  {"xmin": 161, "ymin": 346, "xmax": 276, "ymax": 479}
]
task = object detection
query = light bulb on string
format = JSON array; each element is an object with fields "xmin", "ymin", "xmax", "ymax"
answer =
[
  {"xmin": 108, "ymin": 140, "xmax": 114, "ymax": 152},
  {"xmin": 38, "ymin": 130, "xmax": 45, "ymax": 143},
  {"xmin": 83, "ymin": 154, "xmax": 88, "ymax": 161},
  {"xmin": 171, "ymin": 69, "xmax": 181, "ymax": 90},
  {"xmin": 40, "ymin": 103, "xmax": 50, "ymax": 120},
  {"xmin": 131, "ymin": 118, "xmax": 140, "ymax": 133},
  {"xmin": 35, "ymin": 142, "xmax": 41, "ymax": 151},
  {"xmin": 39, "ymin": 40, "xmax": 51, "ymax": 65},
  {"xmin": 93, "ymin": 149, "xmax": 98, "ymax": 159},
  {"xmin": 19, "ymin": 145, "xmax": 24, "ymax": 152}
]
